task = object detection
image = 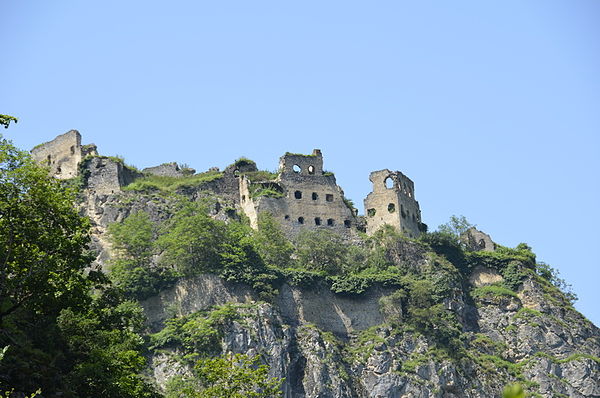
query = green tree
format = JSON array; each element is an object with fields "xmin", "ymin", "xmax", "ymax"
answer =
[
  {"xmin": 535, "ymin": 261, "xmax": 578, "ymax": 304},
  {"xmin": 108, "ymin": 211, "xmax": 176, "ymax": 299},
  {"xmin": 57, "ymin": 288, "xmax": 159, "ymax": 398},
  {"xmin": 254, "ymin": 212, "xmax": 293, "ymax": 268},
  {"xmin": 167, "ymin": 354, "xmax": 282, "ymax": 398},
  {"xmin": 295, "ymin": 229, "xmax": 348, "ymax": 274},
  {"xmin": 0, "ymin": 115, "xmax": 17, "ymax": 129},
  {"xmin": 158, "ymin": 203, "xmax": 228, "ymax": 275},
  {"xmin": 0, "ymin": 134, "xmax": 92, "ymax": 324},
  {"xmin": 0, "ymin": 134, "xmax": 158, "ymax": 397},
  {"xmin": 437, "ymin": 215, "xmax": 475, "ymax": 238}
]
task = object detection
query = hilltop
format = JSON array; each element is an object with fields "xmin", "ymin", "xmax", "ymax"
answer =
[{"xmin": 1, "ymin": 130, "xmax": 598, "ymax": 397}]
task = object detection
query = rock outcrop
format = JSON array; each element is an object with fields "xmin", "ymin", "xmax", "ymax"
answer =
[{"xmin": 32, "ymin": 132, "xmax": 599, "ymax": 398}]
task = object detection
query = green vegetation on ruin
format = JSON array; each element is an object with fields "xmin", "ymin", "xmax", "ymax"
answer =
[{"xmin": 123, "ymin": 170, "xmax": 224, "ymax": 192}]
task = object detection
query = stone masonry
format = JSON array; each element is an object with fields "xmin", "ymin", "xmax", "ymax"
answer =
[
  {"xmin": 364, "ymin": 169, "xmax": 424, "ymax": 238},
  {"xmin": 32, "ymin": 131, "xmax": 425, "ymax": 238},
  {"xmin": 31, "ymin": 130, "xmax": 97, "ymax": 179},
  {"xmin": 240, "ymin": 150, "xmax": 358, "ymax": 237}
]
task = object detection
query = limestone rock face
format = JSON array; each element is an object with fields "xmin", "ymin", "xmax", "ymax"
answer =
[{"xmin": 63, "ymin": 140, "xmax": 598, "ymax": 398}]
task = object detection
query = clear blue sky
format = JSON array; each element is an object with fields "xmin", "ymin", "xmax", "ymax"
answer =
[{"xmin": 2, "ymin": 1, "xmax": 599, "ymax": 326}]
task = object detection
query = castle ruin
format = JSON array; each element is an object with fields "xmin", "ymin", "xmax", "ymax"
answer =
[
  {"xmin": 364, "ymin": 169, "xmax": 425, "ymax": 238},
  {"xmin": 240, "ymin": 150, "xmax": 358, "ymax": 236},
  {"xmin": 31, "ymin": 130, "xmax": 97, "ymax": 179},
  {"xmin": 32, "ymin": 131, "xmax": 426, "ymax": 238}
]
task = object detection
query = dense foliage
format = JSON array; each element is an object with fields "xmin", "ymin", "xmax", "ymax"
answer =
[
  {"xmin": 0, "ymin": 135, "xmax": 158, "ymax": 397},
  {"xmin": 1, "ymin": 128, "xmax": 584, "ymax": 397},
  {"xmin": 165, "ymin": 354, "xmax": 282, "ymax": 398}
]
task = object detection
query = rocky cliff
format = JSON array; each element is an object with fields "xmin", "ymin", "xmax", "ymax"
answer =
[{"xmin": 72, "ymin": 155, "xmax": 600, "ymax": 398}]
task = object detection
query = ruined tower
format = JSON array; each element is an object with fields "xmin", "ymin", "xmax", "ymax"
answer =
[
  {"xmin": 239, "ymin": 149, "xmax": 357, "ymax": 236},
  {"xmin": 364, "ymin": 169, "xmax": 424, "ymax": 237},
  {"xmin": 30, "ymin": 130, "xmax": 97, "ymax": 179}
]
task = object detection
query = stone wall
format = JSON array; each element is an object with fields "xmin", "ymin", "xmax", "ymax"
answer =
[
  {"xmin": 364, "ymin": 169, "xmax": 423, "ymax": 237},
  {"xmin": 142, "ymin": 162, "xmax": 185, "ymax": 177},
  {"xmin": 462, "ymin": 227, "xmax": 496, "ymax": 252},
  {"xmin": 84, "ymin": 157, "xmax": 142, "ymax": 196},
  {"xmin": 31, "ymin": 130, "xmax": 83, "ymax": 179},
  {"xmin": 241, "ymin": 150, "xmax": 357, "ymax": 237}
]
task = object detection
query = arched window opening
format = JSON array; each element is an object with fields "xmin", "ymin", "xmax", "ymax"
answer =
[
  {"xmin": 385, "ymin": 176, "xmax": 394, "ymax": 189},
  {"xmin": 47, "ymin": 155, "xmax": 52, "ymax": 165},
  {"xmin": 293, "ymin": 164, "xmax": 301, "ymax": 173},
  {"xmin": 308, "ymin": 165, "xmax": 315, "ymax": 175},
  {"xmin": 388, "ymin": 203, "xmax": 396, "ymax": 213},
  {"xmin": 284, "ymin": 215, "xmax": 290, "ymax": 220},
  {"xmin": 367, "ymin": 208, "xmax": 376, "ymax": 217},
  {"xmin": 327, "ymin": 218, "xmax": 334, "ymax": 226},
  {"xmin": 294, "ymin": 190, "xmax": 302, "ymax": 199},
  {"xmin": 312, "ymin": 192, "xmax": 318, "ymax": 200},
  {"xmin": 298, "ymin": 217, "xmax": 304, "ymax": 224},
  {"xmin": 314, "ymin": 217, "xmax": 321, "ymax": 226},
  {"xmin": 241, "ymin": 195, "xmax": 246, "ymax": 202}
]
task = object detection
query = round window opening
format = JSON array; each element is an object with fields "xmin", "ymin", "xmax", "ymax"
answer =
[
  {"xmin": 385, "ymin": 176, "xmax": 394, "ymax": 189},
  {"xmin": 293, "ymin": 164, "xmax": 301, "ymax": 173}
]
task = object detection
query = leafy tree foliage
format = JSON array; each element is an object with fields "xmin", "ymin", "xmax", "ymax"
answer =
[
  {"xmin": 0, "ymin": 134, "xmax": 92, "ymax": 324},
  {"xmin": 108, "ymin": 211, "xmax": 176, "ymax": 299},
  {"xmin": 158, "ymin": 202, "xmax": 277, "ymax": 298},
  {"xmin": 0, "ymin": 115, "xmax": 17, "ymax": 129},
  {"xmin": 295, "ymin": 229, "xmax": 348, "ymax": 274},
  {"xmin": 437, "ymin": 215, "xmax": 475, "ymax": 238},
  {"xmin": 0, "ymin": 135, "xmax": 158, "ymax": 397},
  {"xmin": 166, "ymin": 354, "xmax": 282, "ymax": 398},
  {"xmin": 56, "ymin": 288, "xmax": 159, "ymax": 398},
  {"xmin": 535, "ymin": 261, "xmax": 578, "ymax": 304},
  {"xmin": 158, "ymin": 203, "xmax": 229, "ymax": 276},
  {"xmin": 254, "ymin": 212, "xmax": 293, "ymax": 268}
]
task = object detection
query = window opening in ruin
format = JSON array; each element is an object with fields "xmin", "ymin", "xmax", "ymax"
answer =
[
  {"xmin": 385, "ymin": 176, "xmax": 394, "ymax": 189},
  {"xmin": 326, "ymin": 194, "xmax": 333, "ymax": 202},
  {"xmin": 241, "ymin": 195, "xmax": 246, "ymax": 202},
  {"xmin": 327, "ymin": 218, "xmax": 334, "ymax": 226},
  {"xmin": 312, "ymin": 192, "xmax": 318, "ymax": 200},
  {"xmin": 412, "ymin": 214, "xmax": 416, "ymax": 222},
  {"xmin": 298, "ymin": 217, "xmax": 304, "ymax": 224},
  {"xmin": 285, "ymin": 215, "xmax": 290, "ymax": 220},
  {"xmin": 56, "ymin": 166, "xmax": 62, "ymax": 174},
  {"xmin": 367, "ymin": 208, "xmax": 376, "ymax": 217},
  {"xmin": 344, "ymin": 220, "xmax": 351, "ymax": 228},
  {"xmin": 308, "ymin": 165, "xmax": 315, "ymax": 175},
  {"xmin": 388, "ymin": 203, "xmax": 395, "ymax": 213},
  {"xmin": 314, "ymin": 217, "xmax": 321, "ymax": 226},
  {"xmin": 294, "ymin": 190, "xmax": 302, "ymax": 199},
  {"xmin": 47, "ymin": 155, "xmax": 51, "ymax": 165},
  {"xmin": 70, "ymin": 145, "xmax": 75, "ymax": 155},
  {"xmin": 293, "ymin": 164, "xmax": 301, "ymax": 173},
  {"xmin": 401, "ymin": 204, "xmax": 406, "ymax": 218},
  {"xmin": 408, "ymin": 190, "xmax": 413, "ymax": 198},
  {"xmin": 233, "ymin": 169, "xmax": 240, "ymax": 177}
]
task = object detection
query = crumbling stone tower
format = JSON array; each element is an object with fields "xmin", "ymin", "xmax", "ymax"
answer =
[
  {"xmin": 364, "ymin": 169, "xmax": 424, "ymax": 237},
  {"xmin": 31, "ymin": 130, "xmax": 97, "ymax": 179},
  {"xmin": 240, "ymin": 149, "xmax": 357, "ymax": 236}
]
